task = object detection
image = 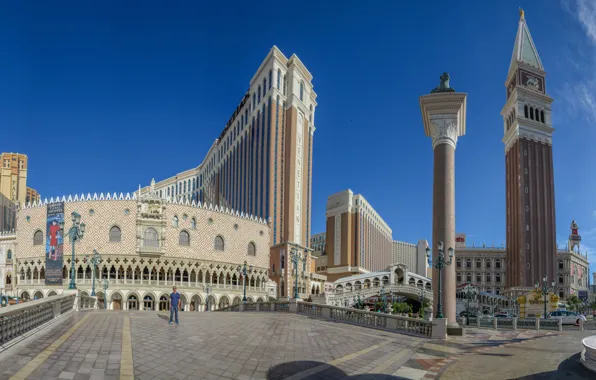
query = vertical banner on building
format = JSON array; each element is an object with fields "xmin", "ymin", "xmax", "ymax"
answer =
[{"xmin": 45, "ymin": 202, "xmax": 65, "ymax": 285}]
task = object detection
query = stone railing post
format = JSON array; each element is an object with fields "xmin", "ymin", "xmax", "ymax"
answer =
[
  {"xmin": 580, "ymin": 318, "xmax": 585, "ymax": 331},
  {"xmin": 493, "ymin": 318, "xmax": 498, "ymax": 329},
  {"xmin": 322, "ymin": 306, "xmax": 331, "ymax": 318},
  {"xmin": 432, "ymin": 318, "xmax": 447, "ymax": 339},
  {"xmin": 270, "ymin": 303, "xmax": 275, "ymax": 312},
  {"xmin": 52, "ymin": 301, "xmax": 61, "ymax": 319},
  {"xmin": 289, "ymin": 299, "xmax": 298, "ymax": 313},
  {"xmin": 255, "ymin": 303, "xmax": 260, "ymax": 312},
  {"xmin": 513, "ymin": 318, "xmax": 517, "ymax": 330},
  {"xmin": 536, "ymin": 318, "xmax": 540, "ymax": 330},
  {"xmin": 386, "ymin": 316, "xmax": 397, "ymax": 330}
]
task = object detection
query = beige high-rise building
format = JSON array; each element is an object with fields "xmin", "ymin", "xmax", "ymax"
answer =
[
  {"xmin": 324, "ymin": 189, "xmax": 392, "ymax": 282},
  {"xmin": 0, "ymin": 152, "xmax": 40, "ymax": 206},
  {"xmin": 392, "ymin": 240, "xmax": 429, "ymax": 277},
  {"xmin": 143, "ymin": 46, "xmax": 317, "ymax": 298}
]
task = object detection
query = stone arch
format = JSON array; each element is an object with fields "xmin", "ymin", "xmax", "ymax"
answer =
[
  {"xmin": 127, "ymin": 292, "xmax": 141, "ymax": 311},
  {"xmin": 382, "ymin": 276, "xmax": 389, "ymax": 284},
  {"xmin": 33, "ymin": 290, "xmax": 44, "ymax": 299},
  {"xmin": 232, "ymin": 296, "xmax": 241, "ymax": 305},
  {"xmin": 417, "ymin": 279, "xmax": 423, "ymax": 288},
  {"xmin": 206, "ymin": 294, "xmax": 217, "ymax": 311},
  {"xmin": 256, "ymin": 297, "xmax": 264, "ymax": 302},
  {"xmin": 47, "ymin": 290, "xmax": 58, "ymax": 297},
  {"xmin": 218, "ymin": 295, "xmax": 231, "ymax": 309},
  {"xmin": 247, "ymin": 296, "xmax": 255, "ymax": 303},
  {"xmin": 20, "ymin": 290, "xmax": 31, "ymax": 300},
  {"xmin": 110, "ymin": 291, "xmax": 123, "ymax": 311},
  {"xmin": 190, "ymin": 294, "xmax": 202, "ymax": 312},
  {"xmin": 142, "ymin": 292, "xmax": 156, "ymax": 311},
  {"xmin": 408, "ymin": 278, "xmax": 415, "ymax": 286},
  {"xmin": 394, "ymin": 268, "xmax": 405, "ymax": 284},
  {"xmin": 158, "ymin": 293, "xmax": 170, "ymax": 311}
]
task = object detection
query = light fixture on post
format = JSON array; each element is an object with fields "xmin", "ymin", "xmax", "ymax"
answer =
[
  {"xmin": 535, "ymin": 274, "xmax": 556, "ymax": 318},
  {"xmin": 64, "ymin": 212, "xmax": 86, "ymax": 290},
  {"xmin": 426, "ymin": 241, "xmax": 454, "ymax": 319}
]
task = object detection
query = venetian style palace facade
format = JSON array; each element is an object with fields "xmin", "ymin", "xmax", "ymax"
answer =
[
  {"xmin": 142, "ymin": 46, "xmax": 316, "ymax": 299},
  {"xmin": 502, "ymin": 12, "xmax": 557, "ymax": 293},
  {"xmin": 455, "ymin": 222, "xmax": 589, "ymax": 300},
  {"xmin": 10, "ymin": 183, "xmax": 276, "ymax": 311}
]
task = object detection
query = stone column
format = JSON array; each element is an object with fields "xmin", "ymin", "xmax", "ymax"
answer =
[{"xmin": 419, "ymin": 83, "xmax": 467, "ymax": 331}]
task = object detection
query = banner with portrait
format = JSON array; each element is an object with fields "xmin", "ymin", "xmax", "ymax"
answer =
[{"xmin": 45, "ymin": 202, "xmax": 64, "ymax": 285}]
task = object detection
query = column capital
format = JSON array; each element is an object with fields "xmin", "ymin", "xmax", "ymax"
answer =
[{"xmin": 429, "ymin": 114, "xmax": 459, "ymax": 150}]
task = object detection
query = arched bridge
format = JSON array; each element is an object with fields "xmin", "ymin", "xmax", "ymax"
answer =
[{"xmin": 322, "ymin": 283, "xmax": 433, "ymax": 307}]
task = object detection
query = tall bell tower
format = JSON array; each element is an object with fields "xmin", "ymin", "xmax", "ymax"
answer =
[{"xmin": 502, "ymin": 10, "xmax": 556, "ymax": 293}]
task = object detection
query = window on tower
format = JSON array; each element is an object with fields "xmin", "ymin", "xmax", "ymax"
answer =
[
  {"xmin": 541, "ymin": 110, "xmax": 545, "ymax": 123},
  {"xmin": 524, "ymin": 105, "xmax": 529, "ymax": 118}
]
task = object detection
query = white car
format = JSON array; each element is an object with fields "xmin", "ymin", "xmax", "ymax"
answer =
[{"xmin": 547, "ymin": 310, "xmax": 587, "ymax": 325}]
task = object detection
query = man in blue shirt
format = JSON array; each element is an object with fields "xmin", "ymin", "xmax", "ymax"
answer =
[{"xmin": 169, "ymin": 286, "xmax": 181, "ymax": 325}]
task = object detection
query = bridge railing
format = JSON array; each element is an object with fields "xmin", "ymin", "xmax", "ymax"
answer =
[
  {"xmin": 463, "ymin": 316, "xmax": 563, "ymax": 331},
  {"xmin": 0, "ymin": 292, "xmax": 76, "ymax": 347},
  {"xmin": 218, "ymin": 300, "xmax": 432, "ymax": 338}
]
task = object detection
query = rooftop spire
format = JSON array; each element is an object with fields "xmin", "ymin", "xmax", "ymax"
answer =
[{"xmin": 508, "ymin": 9, "xmax": 543, "ymax": 74}]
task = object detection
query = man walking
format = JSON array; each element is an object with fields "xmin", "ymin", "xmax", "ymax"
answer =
[{"xmin": 169, "ymin": 286, "xmax": 181, "ymax": 325}]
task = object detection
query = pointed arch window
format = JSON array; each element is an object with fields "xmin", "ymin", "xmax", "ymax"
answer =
[
  {"xmin": 541, "ymin": 110, "xmax": 545, "ymax": 123},
  {"xmin": 33, "ymin": 230, "xmax": 43, "ymax": 246},
  {"xmin": 109, "ymin": 226, "xmax": 121, "ymax": 242},
  {"xmin": 524, "ymin": 105, "xmax": 529, "ymax": 118},
  {"xmin": 299, "ymin": 81, "xmax": 304, "ymax": 101},
  {"xmin": 172, "ymin": 215, "xmax": 179, "ymax": 228},
  {"xmin": 247, "ymin": 242, "xmax": 256, "ymax": 256},
  {"xmin": 268, "ymin": 69, "xmax": 272, "ymax": 89},
  {"xmin": 277, "ymin": 69, "xmax": 281, "ymax": 89},
  {"xmin": 191, "ymin": 218, "xmax": 197, "ymax": 230},
  {"xmin": 7, "ymin": 249, "xmax": 12, "ymax": 260},
  {"xmin": 179, "ymin": 231, "xmax": 190, "ymax": 246},
  {"xmin": 143, "ymin": 228, "xmax": 159, "ymax": 247},
  {"xmin": 530, "ymin": 107, "xmax": 534, "ymax": 120},
  {"xmin": 214, "ymin": 236, "xmax": 224, "ymax": 251}
]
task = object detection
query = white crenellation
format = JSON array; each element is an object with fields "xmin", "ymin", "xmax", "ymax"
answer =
[{"xmin": 17, "ymin": 193, "xmax": 268, "ymax": 225}]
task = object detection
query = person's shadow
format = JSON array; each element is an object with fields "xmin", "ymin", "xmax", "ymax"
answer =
[{"xmin": 267, "ymin": 361, "xmax": 410, "ymax": 379}]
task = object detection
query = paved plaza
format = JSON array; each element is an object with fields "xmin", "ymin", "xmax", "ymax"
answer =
[{"xmin": 0, "ymin": 311, "xmax": 595, "ymax": 380}]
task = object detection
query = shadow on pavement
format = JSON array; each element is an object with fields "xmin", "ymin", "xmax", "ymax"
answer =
[
  {"xmin": 267, "ymin": 360, "xmax": 410, "ymax": 380},
  {"xmin": 513, "ymin": 353, "xmax": 594, "ymax": 380}
]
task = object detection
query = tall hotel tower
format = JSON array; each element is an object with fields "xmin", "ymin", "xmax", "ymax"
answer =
[
  {"xmin": 502, "ymin": 11, "xmax": 556, "ymax": 294},
  {"xmin": 145, "ymin": 47, "xmax": 317, "ymax": 298}
]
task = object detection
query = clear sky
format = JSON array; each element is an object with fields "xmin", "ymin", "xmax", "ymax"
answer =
[{"xmin": 2, "ymin": 1, "xmax": 595, "ymax": 275}]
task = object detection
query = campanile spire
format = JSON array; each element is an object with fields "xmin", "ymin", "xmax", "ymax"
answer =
[{"xmin": 501, "ymin": 11, "xmax": 557, "ymax": 296}]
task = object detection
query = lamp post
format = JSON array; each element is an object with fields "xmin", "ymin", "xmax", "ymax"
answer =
[
  {"xmin": 463, "ymin": 284, "xmax": 476, "ymax": 324},
  {"xmin": 86, "ymin": 249, "xmax": 101, "ymax": 296},
  {"xmin": 102, "ymin": 278, "xmax": 109, "ymax": 310},
  {"xmin": 379, "ymin": 284, "xmax": 387, "ymax": 313},
  {"xmin": 488, "ymin": 297, "xmax": 498, "ymax": 316},
  {"xmin": 420, "ymin": 287, "xmax": 426, "ymax": 318},
  {"xmin": 535, "ymin": 274, "xmax": 556, "ymax": 319},
  {"xmin": 290, "ymin": 247, "xmax": 304, "ymax": 299},
  {"xmin": 426, "ymin": 241, "xmax": 454, "ymax": 319},
  {"xmin": 240, "ymin": 261, "xmax": 252, "ymax": 303},
  {"xmin": 60, "ymin": 212, "xmax": 86, "ymax": 290},
  {"xmin": 205, "ymin": 285, "xmax": 212, "ymax": 312}
]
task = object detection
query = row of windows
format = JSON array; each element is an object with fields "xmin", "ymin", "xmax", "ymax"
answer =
[
  {"xmin": 457, "ymin": 273, "xmax": 502, "ymax": 283},
  {"xmin": 33, "ymin": 228, "xmax": 257, "ymax": 254},
  {"xmin": 456, "ymin": 258, "xmax": 502, "ymax": 269}
]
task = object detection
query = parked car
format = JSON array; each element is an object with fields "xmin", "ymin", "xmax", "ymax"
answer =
[
  {"xmin": 547, "ymin": 310, "xmax": 587, "ymax": 325},
  {"xmin": 460, "ymin": 311, "xmax": 477, "ymax": 318}
]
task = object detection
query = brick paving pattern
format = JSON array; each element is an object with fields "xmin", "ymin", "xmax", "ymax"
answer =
[{"xmin": 1, "ymin": 311, "xmax": 593, "ymax": 379}]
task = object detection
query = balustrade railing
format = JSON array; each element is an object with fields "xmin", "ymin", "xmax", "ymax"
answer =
[
  {"xmin": 0, "ymin": 293, "xmax": 76, "ymax": 346},
  {"xmin": 466, "ymin": 316, "xmax": 562, "ymax": 331}
]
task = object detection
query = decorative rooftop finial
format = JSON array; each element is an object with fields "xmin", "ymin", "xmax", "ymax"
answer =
[
  {"xmin": 519, "ymin": 8, "xmax": 524, "ymax": 20},
  {"xmin": 430, "ymin": 72, "xmax": 455, "ymax": 93}
]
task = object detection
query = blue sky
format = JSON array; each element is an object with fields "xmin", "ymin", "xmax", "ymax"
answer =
[{"xmin": 2, "ymin": 1, "xmax": 595, "ymax": 275}]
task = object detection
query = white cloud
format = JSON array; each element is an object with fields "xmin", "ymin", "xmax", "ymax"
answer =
[{"xmin": 557, "ymin": 0, "xmax": 596, "ymax": 127}]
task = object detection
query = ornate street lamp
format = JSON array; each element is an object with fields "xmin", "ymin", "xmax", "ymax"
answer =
[
  {"xmin": 463, "ymin": 284, "xmax": 477, "ymax": 324},
  {"xmin": 420, "ymin": 287, "xmax": 426, "ymax": 319},
  {"xmin": 290, "ymin": 247, "xmax": 304, "ymax": 299},
  {"xmin": 102, "ymin": 278, "xmax": 109, "ymax": 310},
  {"xmin": 240, "ymin": 261, "xmax": 252, "ymax": 303},
  {"xmin": 205, "ymin": 285, "xmax": 212, "ymax": 312},
  {"xmin": 535, "ymin": 274, "xmax": 556, "ymax": 318},
  {"xmin": 379, "ymin": 284, "xmax": 388, "ymax": 313},
  {"xmin": 86, "ymin": 249, "xmax": 101, "ymax": 296},
  {"xmin": 426, "ymin": 241, "xmax": 454, "ymax": 319},
  {"xmin": 60, "ymin": 212, "xmax": 86, "ymax": 290}
]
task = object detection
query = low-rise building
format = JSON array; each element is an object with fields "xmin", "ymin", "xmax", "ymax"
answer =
[{"xmin": 392, "ymin": 240, "xmax": 429, "ymax": 277}]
